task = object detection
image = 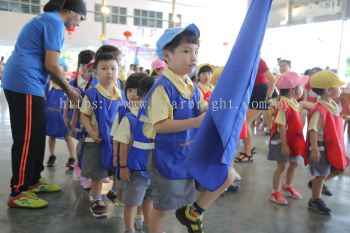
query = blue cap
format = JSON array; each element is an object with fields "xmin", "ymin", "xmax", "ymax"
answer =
[{"xmin": 156, "ymin": 23, "xmax": 200, "ymax": 61}]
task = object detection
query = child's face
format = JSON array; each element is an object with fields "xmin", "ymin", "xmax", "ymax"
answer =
[
  {"xmin": 95, "ymin": 60, "xmax": 119, "ymax": 84},
  {"xmin": 199, "ymin": 72, "xmax": 212, "ymax": 85},
  {"xmin": 164, "ymin": 43, "xmax": 199, "ymax": 76},
  {"xmin": 328, "ymin": 87, "xmax": 341, "ymax": 98},
  {"xmin": 126, "ymin": 88, "xmax": 139, "ymax": 102},
  {"xmin": 81, "ymin": 66, "xmax": 93, "ymax": 80}
]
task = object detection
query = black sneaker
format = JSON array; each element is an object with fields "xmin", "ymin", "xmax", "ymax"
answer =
[
  {"xmin": 90, "ymin": 200, "xmax": 108, "ymax": 218},
  {"xmin": 47, "ymin": 155, "xmax": 56, "ymax": 167},
  {"xmin": 308, "ymin": 198, "xmax": 331, "ymax": 214},
  {"xmin": 65, "ymin": 158, "xmax": 75, "ymax": 169},
  {"xmin": 226, "ymin": 183, "xmax": 240, "ymax": 193},
  {"xmin": 106, "ymin": 190, "xmax": 118, "ymax": 203},
  {"xmin": 307, "ymin": 180, "xmax": 333, "ymax": 196},
  {"xmin": 175, "ymin": 206, "xmax": 204, "ymax": 233},
  {"xmin": 322, "ymin": 184, "xmax": 333, "ymax": 196}
]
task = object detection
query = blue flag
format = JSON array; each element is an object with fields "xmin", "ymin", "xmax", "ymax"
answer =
[{"xmin": 184, "ymin": 0, "xmax": 272, "ymax": 191}]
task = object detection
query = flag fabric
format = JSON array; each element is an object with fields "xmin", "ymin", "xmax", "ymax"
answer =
[{"xmin": 184, "ymin": 0, "xmax": 273, "ymax": 191}]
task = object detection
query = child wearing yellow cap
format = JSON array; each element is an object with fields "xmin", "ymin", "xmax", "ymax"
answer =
[
  {"xmin": 196, "ymin": 63, "xmax": 215, "ymax": 102},
  {"xmin": 303, "ymin": 70, "xmax": 349, "ymax": 214}
]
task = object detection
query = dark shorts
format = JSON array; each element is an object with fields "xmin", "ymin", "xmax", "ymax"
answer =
[
  {"xmin": 80, "ymin": 142, "xmax": 108, "ymax": 180},
  {"xmin": 268, "ymin": 133, "xmax": 301, "ymax": 163},
  {"xmin": 249, "ymin": 83, "xmax": 268, "ymax": 110},
  {"xmin": 147, "ymin": 150, "xmax": 196, "ymax": 211}
]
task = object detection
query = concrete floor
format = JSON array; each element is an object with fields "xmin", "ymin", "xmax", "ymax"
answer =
[{"xmin": 0, "ymin": 88, "xmax": 350, "ymax": 233}]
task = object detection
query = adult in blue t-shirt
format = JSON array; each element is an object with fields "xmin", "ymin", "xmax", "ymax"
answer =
[{"xmin": 3, "ymin": 0, "xmax": 86, "ymax": 209}]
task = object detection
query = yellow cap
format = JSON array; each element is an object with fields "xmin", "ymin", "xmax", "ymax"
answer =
[
  {"xmin": 310, "ymin": 70, "xmax": 345, "ymax": 89},
  {"xmin": 211, "ymin": 66, "xmax": 224, "ymax": 85},
  {"xmin": 196, "ymin": 63, "xmax": 215, "ymax": 77},
  {"xmin": 119, "ymin": 71, "xmax": 127, "ymax": 82}
]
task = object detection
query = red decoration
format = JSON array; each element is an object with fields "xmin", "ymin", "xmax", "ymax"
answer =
[
  {"xmin": 223, "ymin": 41, "xmax": 229, "ymax": 46},
  {"xmin": 66, "ymin": 27, "xmax": 75, "ymax": 35},
  {"xmin": 123, "ymin": 30, "xmax": 132, "ymax": 39}
]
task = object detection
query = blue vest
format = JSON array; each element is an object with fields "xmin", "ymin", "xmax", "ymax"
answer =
[
  {"xmin": 117, "ymin": 79, "xmax": 126, "ymax": 101},
  {"xmin": 84, "ymin": 87, "xmax": 122, "ymax": 171},
  {"xmin": 45, "ymin": 87, "xmax": 69, "ymax": 138},
  {"xmin": 147, "ymin": 76, "xmax": 201, "ymax": 179},
  {"xmin": 70, "ymin": 77, "xmax": 99, "ymax": 140},
  {"xmin": 125, "ymin": 111, "xmax": 153, "ymax": 178}
]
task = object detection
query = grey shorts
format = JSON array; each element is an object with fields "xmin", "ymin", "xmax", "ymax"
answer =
[
  {"xmin": 147, "ymin": 150, "xmax": 196, "ymax": 212},
  {"xmin": 268, "ymin": 133, "xmax": 301, "ymax": 163},
  {"xmin": 80, "ymin": 142, "xmax": 108, "ymax": 180},
  {"xmin": 309, "ymin": 145, "xmax": 331, "ymax": 177},
  {"xmin": 121, "ymin": 171, "xmax": 152, "ymax": 206}
]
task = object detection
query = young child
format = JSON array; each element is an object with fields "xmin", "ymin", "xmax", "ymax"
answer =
[
  {"xmin": 114, "ymin": 74, "xmax": 155, "ymax": 233},
  {"xmin": 303, "ymin": 70, "xmax": 349, "ymax": 214},
  {"xmin": 146, "ymin": 24, "xmax": 234, "ymax": 233},
  {"xmin": 80, "ymin": 53, "xmax": 122, "ymax": 217},
  {"xmin": 150, "ymin": 59, "xmax": 167, "ymax": 82},
  {"xmin": 267, "ymin": 71, "xmax": 308, "ymax": 205},
  {"xmin": 65, "ymin": 50, "xmax": 97, "ymax": 188},
  {"xmin": 95, "ymin": 45, "xmax": 128, "ymax": 200},
  {"xmin": 196, "ymin": 63, "xmax": 215, "ymax": 102},
  {"xmin": 45, "ymin": 57, "xmax": 76, "ymax": 169},
  {"xmin": 109, "ymin": 74, "xmax": 141, "ymax": 205}
]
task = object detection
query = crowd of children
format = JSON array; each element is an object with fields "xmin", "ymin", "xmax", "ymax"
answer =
[{"xmin": 31, "ymin": 22, "xmax": 349, "ymax": 233}]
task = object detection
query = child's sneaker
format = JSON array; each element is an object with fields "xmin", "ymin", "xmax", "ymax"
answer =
[
  {"xmin": 135, "ymin": 214, "xmax": 144, "ymax": 231},
  {"xmin": 80, "ymin": 178, "xmax": 91, "ymax": 190},
  {"xmin": 7, "ymin": 191, "xmax": 48, "ymax": 209},
  {"xmin": 282, "ymin": 185, "xmax": 302, "ymax": 199},
  {"xmin": 308, "ymin": 198, "xmax": 331, "ymax": 214},
  {"xmin": 106, "ymin": 190, "xmax": 118, "ymax": 203},
  {"xmin": 307, "ymin": 180, "xmax": 333, "ymax": 196},
  {"xmin": 90, "ymin": 200, "xmax": 108, "ymax": 218},
  {"xmin": 30, "ymin": 178, "xmax": 61, "ymax": 193},
  {"xmin": 73, "ymin": 161, "xmax": 81, "ymax": 180},
  {"xmin": 66, "ymin": 157, "xmax": 75, "ymax": 170},
  {"xmin": 175, "ymin": 206, "xmax": 204, "ymax": 233},
  {"xmin": 46, "ymin": 155, "xmax": 56, "ymax": 167},
  {"xmin": 268, "ymin": 191, "xmax": 288, "ymax": 205}
]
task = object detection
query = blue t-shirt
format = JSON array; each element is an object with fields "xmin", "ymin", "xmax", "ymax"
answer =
[{"xmin": 3, "ymin": 12, "xmax": 65, "ymax": 97}]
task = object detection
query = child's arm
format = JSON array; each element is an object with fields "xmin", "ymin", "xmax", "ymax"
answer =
[
  {"xmin": 112, "ymin": 140, "xmax": 119, "ymax": 168},
  {"xmin": 299, "ymin": 100, "xmax": 315, "ymax": 110},
  {"xmin": 80, "ymin": 113, "xmax": 102, "ymax": 143},
  {"xmin": 278, "ymin": 124, "xmax": 290, "ymax": 157},
  {"xmin": 71, "ymin": 107, "xmax": 79, "ymax": 138},
  {"xmin": 119, "ymin": 142, "xmax": 131, "ymax": 182},
  {"xmin": 63, "ymin": 100, "xmax": 71, "ymax": 129},
  {"xmin": 309, "ymin": 130, "xmax": 321, "ymax": 162},
  {"xmin": 154, "ymin": 112, "xmax": 205, "ymax": 134}
]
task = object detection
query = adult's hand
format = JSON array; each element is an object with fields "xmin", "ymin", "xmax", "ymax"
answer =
[{"xmin": 65, "ymin": 85, "xmax": 82, "ymax": 103}]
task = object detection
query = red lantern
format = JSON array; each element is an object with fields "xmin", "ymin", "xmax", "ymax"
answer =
[
  {"xmin": 66, "ymin": 27, "xmax": 75, "ymax": 35},
  {"xmin": 123, "ymin": 30, "xmax": 132, "ymax": 40}
]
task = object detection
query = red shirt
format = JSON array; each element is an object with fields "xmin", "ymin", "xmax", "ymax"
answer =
[{"xmin": 254, "ymin": 58, "xmax": 269, "ymax": 86}]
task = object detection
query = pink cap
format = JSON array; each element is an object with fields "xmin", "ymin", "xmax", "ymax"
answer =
[
  {"xmin": 84, "ymin": 60, "xmax": 95, "ymax": 69},
  {"xmin": 277, "ymin": 71, "xmax": 309, "ymax": 89},
  {"xmin": 151, "ymin": 59, "xmax": 167, "ymax": 70}
]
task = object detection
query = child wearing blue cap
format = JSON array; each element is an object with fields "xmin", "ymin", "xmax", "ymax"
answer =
[{"xmin": 145, "ymin": 24, "xmax": 234, "ymax": 233}]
